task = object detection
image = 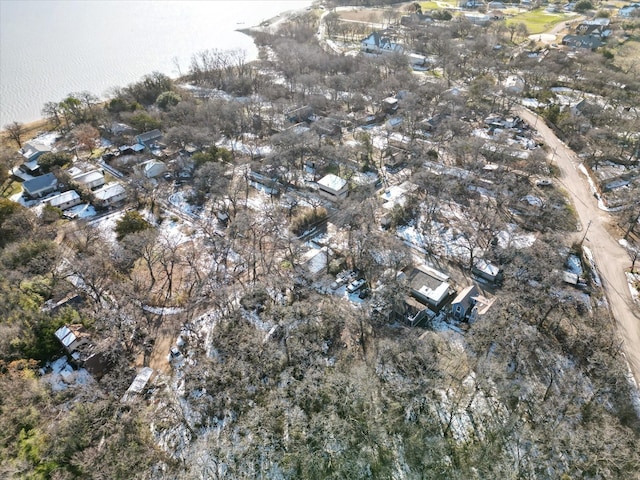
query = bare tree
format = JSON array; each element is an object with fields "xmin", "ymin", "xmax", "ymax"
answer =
[
  {"xmin": 72, "ymin": 123, "xmax": 100, "ymax": 158},
  {"xmin": 3, "ymin": 121, "xmax": 25, "ymax": 148}
]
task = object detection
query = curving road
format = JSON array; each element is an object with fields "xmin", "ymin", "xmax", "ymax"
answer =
[{"xmin": 517, "ymin": 107, "xmax": 640, "ymax": 388}]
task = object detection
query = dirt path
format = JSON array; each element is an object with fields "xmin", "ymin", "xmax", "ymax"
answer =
[{"xmin": 517, "ymin": 107, "xmax": 640, "ymax": 386}]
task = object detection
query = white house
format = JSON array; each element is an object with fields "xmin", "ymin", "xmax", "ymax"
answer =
[
  {"xmin": 72, "ymin": 169, "xmax": 105, "ymax": 190},
  {"xmin": 317, "ymin": 173, "xmax": 348, "ymax": 200},
  {"xmin": 47, "ymin": 190, "xmax": 81, "ymax": 210},
  {"xmin": 361, "ymin": 32, "xmax": 404, "ymax": 55},
  {"xmin": 93, "ymin": 182, "xmax": 127, "ymax": 207},
  {"xmin": 408, "ymin": 265, "xmax": 453, "ymax": 311},
  {"xmin": 137, "ymin": 159, "xmax": 167, "ymax": 178}
]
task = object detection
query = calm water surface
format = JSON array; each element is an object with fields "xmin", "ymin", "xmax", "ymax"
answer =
[{"xmin": 0, "ymin": 0, "xmax": 312, "ymax": 125}]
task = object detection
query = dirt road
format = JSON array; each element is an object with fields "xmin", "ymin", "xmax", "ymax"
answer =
[{"xmin": 517, "ymin": 107, "xmax": 640, "ymax": 386}]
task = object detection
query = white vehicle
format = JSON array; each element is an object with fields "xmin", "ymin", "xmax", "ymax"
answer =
[
  {"xmin": 347, "ymin": 278, "xmax": 366, "ymax": 293},
  {"xmin": 536, "ymin": 178, "xmax": 553, "ymax": 187}
]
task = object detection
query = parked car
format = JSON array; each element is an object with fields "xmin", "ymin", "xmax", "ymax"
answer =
[
  {"xmin": 336, "ymin": 270, "xmax": 356, "ymax": 285},
  {"xmin": 536, "ymin": 178, "xmax": 553, "ymax": 187},
  {"xmin": 347, "ymin": 278, "xmax": 366, "ymax": 293}
]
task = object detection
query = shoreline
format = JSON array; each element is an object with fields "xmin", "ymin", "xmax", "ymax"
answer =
[
  {"xmin": 0, "ymin": 117, "xmax": 53, "ymax": 148},
  {"xmin": 1, "ymin": 1, "xmax": 315, "ymax": 127},
  {"xmin": 236, "ymin": 4, "xmax": 313, "ymax": 37},
  {"xmin": 2, "ymin": 2, "xmax": 315, "ymax": 142}
]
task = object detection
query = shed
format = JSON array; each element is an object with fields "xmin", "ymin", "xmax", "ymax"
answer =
[
  {"xmin": 54, "ymin": 324, "xmax": 91, "ymax": 354},
  {"xmin": 472, "ymin": 259, "xmax": 503, "ymax": 284},
  {"xmin": 382, "ymin": 96, "xmax": 399, "ymax": 113},
  {"xmin": 301, "ymin": 247, "xmax": 328, "ymax": 277}
]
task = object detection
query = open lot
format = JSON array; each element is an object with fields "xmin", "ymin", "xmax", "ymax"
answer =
[{"xmin": 507, "ymin": 8, "xmax": 570, "ymax": 34}]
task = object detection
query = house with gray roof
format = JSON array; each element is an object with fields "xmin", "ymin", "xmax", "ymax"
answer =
[
  {"xmin": 135, "ymin": 129, "xmax": 162, "ymax": 148},
  {"xmin": 562, "ymin": 35, "xmax": 603, "ymax": 49},
  {"xmin": 22, "ymin": 172, "xmax": 58, "ymax": 198},
  {"xmin": 20, "ymin": 141, "xmax": 51, "ymax": 162}
]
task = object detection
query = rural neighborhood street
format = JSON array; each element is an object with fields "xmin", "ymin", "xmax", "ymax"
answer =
[{"xmin": 517, "ymin": 107, "xmax": 640, "ymax": 387}]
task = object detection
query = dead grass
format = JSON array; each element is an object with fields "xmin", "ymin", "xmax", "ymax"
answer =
[
  {"xmin": 338, "ymin": 8, "xmax": 386, "ymax": 23},
  {"xmin": 1, "ymin": 118, "xmax": 53, "ymax": 149},
  {"xmin": 613, "ymin": 39, "xmax": 640, "ymax": 75},
  {"xmin": 1, "ymin": 180, "xmax": 22, "ymax": 199}
]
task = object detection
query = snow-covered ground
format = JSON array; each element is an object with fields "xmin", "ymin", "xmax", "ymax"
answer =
[
  {"xmin": 31, "ymin": 131, "xmax": 60, "ymax": 148},
  {"xmin": 578, "ymin": 164, "xmax": 625, "ymax": 212},
  {"xmin": 169, "ymin": 191, "xmax": 202, "ymax": 218},
  {"xmin": 397, "ymin": 198, "xmax": 536, "ymax": 263},
  {"xmin": 65, "ymin": 203, "xmax": 97, "ymax": 219},
  {"xmin": 497, "ymin": 223, "xmax": 536, "ymax": 249},
  {"xmin": 88, "ymin": 210, "xmax": 125, "ymax": 244},
  {"xmin": 41, "ymin": 356, "xmax": 93, "ymax": 392}
]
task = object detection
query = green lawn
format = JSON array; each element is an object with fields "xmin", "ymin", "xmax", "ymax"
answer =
[
  {"xmin": 419, "ymin": 0, "xmax": 458, "ymax": 10},
  {"xmin": 506, "ymin": 8, "xmax": 569, "ymax": 34}
]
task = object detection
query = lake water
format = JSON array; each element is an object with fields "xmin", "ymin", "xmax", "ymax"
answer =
[{"xmin": 0, "ymin": 0, "xmax": 312, "ymax": 125}]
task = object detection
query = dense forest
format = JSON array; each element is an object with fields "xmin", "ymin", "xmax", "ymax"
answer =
[{"xmin": 1, "ymin": 2, "xmax": 639, "ymax": 479}]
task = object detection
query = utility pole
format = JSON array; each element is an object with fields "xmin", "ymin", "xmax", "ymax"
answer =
[{"xmin": 580, "ymin": 220, "xmax": 592, "ymax": 245}]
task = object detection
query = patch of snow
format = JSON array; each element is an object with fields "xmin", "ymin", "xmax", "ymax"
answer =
[
  {"xmin": 497, "ymin": 224, "xmax": 536, "ymax": 249},
  {"xmin": 521, "ymin": 98, "xmax": 544, "ymax": 108},
  {"xmin": 65, "ymin": 203, "xmax": 97, "ymax": 219},
  {"xmin": 42, "ymin": 357, "xmax": 93, "ymax": 392},
  {"xmin": 88, "ymin": 210, "xmax": 124, "ymax": 244},
  {"xmin": 472, "ymin": 128, "xmax": 491, "ymax": 139},
  {"xmin": 169, "ymin": 191, "xmax": 201, "ymax": 218},
  {"xmin": 31, "ymin": 131, "xmax": 60, "ymax": 148},
  {"xmin": 577, "ymin": 164, "xmax": 624, "ymax": 212},
  {"xmin": 625, "ymin": 271, "xmax": 639, "ymax": 303},
  {"xmin": 143, "ymin": 305, "xmax": 185, "ymax": 315},
  {"xmin": 582, "ymin": 246, "xmax": 601, "ymax": 287}
]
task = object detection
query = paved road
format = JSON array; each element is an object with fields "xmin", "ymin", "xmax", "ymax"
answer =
[{"xmin": 517, "ymin": 107, "xmax": 640, "ymax": 387}]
